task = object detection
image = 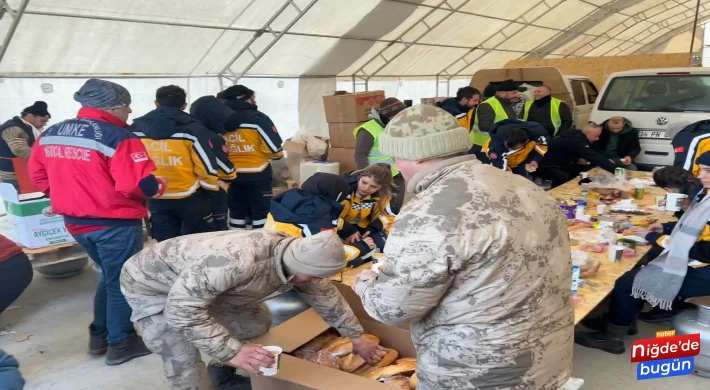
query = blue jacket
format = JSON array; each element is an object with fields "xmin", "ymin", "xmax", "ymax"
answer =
[
  {"xmin": 0, "ymin": 350, "xmax": 25, "ymax": 390},
  {"xmin": 484, "ymin": 119, "xmax": 549, "ymax": 172},
  {"xmin": 270, "ymin": 189, "xmax": 343, "ymax": 236}
]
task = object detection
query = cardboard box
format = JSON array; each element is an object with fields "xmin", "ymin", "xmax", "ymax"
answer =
[
  {"xmin": 420, "ymin": 97, "xmax": 447, "ymax": 106},
  {"xmin": 323, "ymin": 91, "xmax": 385, "ymax": 123},
  {"xmin": 328, "ymin": 122, "xmax": 363, "ymax": 149},
  {"xmin": 283, "ymin": 140, "xmax": 309, "ymax": 184},
  {"xmin": 327, "ymin": 148, "xmax": 357, "ymax": 174},
  {"xmin": 251, "ymin": 282, "xmax": 415, "ymax": 390},
  {"xmin": 0, "ymin": 184, "xmax": 76, "ymax": 249}
]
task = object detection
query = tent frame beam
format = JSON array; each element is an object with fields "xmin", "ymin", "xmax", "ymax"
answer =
[
  {"xmin": 0, "ymin": 0, "xmax": 30, "ymax": 66},
  {"xmin": 217, "ymin": 0, "xmax": 319, "ymax": 84}
]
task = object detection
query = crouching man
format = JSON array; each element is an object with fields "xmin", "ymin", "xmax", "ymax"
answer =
[{"xmin": 120, "ymin": 230, "xmax": 384, "ymax": 390}]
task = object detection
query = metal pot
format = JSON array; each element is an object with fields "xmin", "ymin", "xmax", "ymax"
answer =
[
  {"xmin": 672, "ymin": 304, "xmax": 710, "ymax": 378},
  {"xmin": 263, "ymin": 290, "xmax": 310, "ymax": 327},
  {"xmin": 36, "ymin": 257, "xmax": 88, "ymax": 279}
]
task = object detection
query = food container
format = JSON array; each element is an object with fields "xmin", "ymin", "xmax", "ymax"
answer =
[
  {"xmin": 597, "ymin": 204, "xmax": 607, "ymax": 215},
  {"xmin": 259, "ymin": 346, "xmax": 283, "ymax": 376},
  {"xmin": 656, "ymin": 195, "xmax": 666, "ymax": 210},
  {"xmin": 615, "ymin": 167, "xmax": 626, "ymax": 182},
  {"xmin": 608, "ymin": 245, "xmax": 623, "ymax": 263},
  {"xmin": 632, "ymin": 184, "xmax": 645, "ymax": 200}
]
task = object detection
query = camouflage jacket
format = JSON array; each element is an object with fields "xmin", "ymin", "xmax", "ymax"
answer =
[
  {"xmin": 121, "ymin": 230, "xmax": 364, "ymax": 362},
  {"xmin": 355, "ymin": 156, "xmax": 574, "ymax": 390}
]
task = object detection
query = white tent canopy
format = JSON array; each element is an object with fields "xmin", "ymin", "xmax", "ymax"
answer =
[{"xmin": 0, "ymin": 0, "xmax": 706, "ymax": 140}]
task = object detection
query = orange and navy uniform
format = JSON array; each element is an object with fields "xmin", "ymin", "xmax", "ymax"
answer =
[
  {"xmin": 223, "ymin": 100, "xmax": 283, "ymax": 181},
  {"xmin": 483, "ymin": 119, "xmax": 548, "ymax": 175},
  {"xmin": 338, "ymin": 174, "xmax": 398, "ymax": 239},
  {"xmin": 132, "ymin": 106, "xmax": 219, "ymax": 199}
]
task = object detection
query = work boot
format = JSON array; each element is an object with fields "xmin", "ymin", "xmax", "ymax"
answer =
[
  {"xmin": 88, "ymin": 327, "xmax": 108, "ymax": 355},
  {"xmin": 105, "ymin": 334, "xmax": 152, "ymax": 366},
  {"xmin": 582, "ymin": 316, "xmax": 638, "ymax": 335},
  {"xmin": 638, "ymin": 302, "xmax": 697, "ymax": 323},
  {"xmin": 208, "ymin": 362, "xmax": 237, "ymax": 386},
  {"xmin": 574, "ymin": 323, "xmax": 629, "ymax": 355}
]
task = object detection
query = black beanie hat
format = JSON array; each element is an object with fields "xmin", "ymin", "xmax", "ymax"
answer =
[
  {"xmin": 483, "ymin": 84, "xmax": 497, "ymax": 98},
  {"xmin": 23, "ymin": 101, "xmax": 51, "ymax": 118},
  {"xmin": 222, "ymin": 85, "xmax": 255, "ymax": 101},
  {"xmin": 496, "ymin": 79, "xmax": 518, "ymax": 92},
  {"xmin": 696, "ymin": 151, "xmax": 710, "ymax": 168}
]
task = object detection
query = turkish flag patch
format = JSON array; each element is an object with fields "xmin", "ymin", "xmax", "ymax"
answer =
[
  {"xmin": 222, "ymin": 145, "xmax": 229, "ymax": 153},
  {"xmin": 674, "ymin": 146, "xmax": 685, "ymax": 153},
  {"xmin": 209, "ymin": 140, "xmax": 214, "ymax": 148},
  {"xmin": 272, "ymin": 125, "xmax": 279, "ymax": 134},
  {"xmin": 130, "ymin": 152, "xmax": 149, "ymax": 162},
  {"xmin": 320, "ymin": 228, "xmax": 334, "ymax": 232},
  {"xmin": 489, "ymin": 152, "xmax": 497, "ymax": 159}
]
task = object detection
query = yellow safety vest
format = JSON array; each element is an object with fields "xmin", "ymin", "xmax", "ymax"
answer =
[
  {"xmin": 472, "ymin": 98, "xmax": 509, "ymax": 146},
  {"xmin": 353, "ymin": 120, "xmax": 400, "ymax": 177},
  {"xmin": 522, "ymin": 98, "xmax": 563, "ymax": 135}
]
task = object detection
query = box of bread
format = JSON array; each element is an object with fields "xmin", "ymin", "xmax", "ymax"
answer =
[{"xmin": 251, "ymin": 282, "xmax": 417, "ymax": 390}]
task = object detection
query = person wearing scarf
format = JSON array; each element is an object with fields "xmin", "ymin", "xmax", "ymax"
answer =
[{"xmin": 576, "ymin": 151, "xmax": 710, "ymax": 355}]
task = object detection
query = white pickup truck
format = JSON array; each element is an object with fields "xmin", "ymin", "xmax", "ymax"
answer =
[{"xmin": 589, "ymin": 67, "xmax": 710, "ymax": 170}]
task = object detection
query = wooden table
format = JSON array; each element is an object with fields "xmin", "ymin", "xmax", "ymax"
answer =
[{"xmin": 337, "ymin": 169, "xmax": 675, "ymax": 325}]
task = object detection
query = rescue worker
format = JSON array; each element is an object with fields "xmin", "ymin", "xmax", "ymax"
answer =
[
  {"xmin": 29, "ymin": 79, "xmax": 162, "ymax": 365},
  {"xmin": 0, "ymin": 101, "xmax": 50, "ymax": 191},
  {"xmin": 265, "ymin": 173, "xmax": 378, "ymax": 265},
  {"xmin": 482, "ymin": 119, "xmax": 548, "ymax": 178},
  {"xmin": 339, "ymin": 164, "xmax": 397, "ymax": 254},
  {"xmin": 120, "ymin": 230, "xmax": 386, "ymax": 390},
  {"xmin": 536, "ymin": 122, "xmax": 617, "ymax": 188},
  {"xmin": 593, "ymin": 116, "xmax": 641, "ymax": 170},
  {"xmin": 132, "ymin": 86, "xmax": 220, "ymax": 241},
  {"xmin": 222, "ymin": 85, "xmax": 283, "ymax": 230},
  {"xmin": 353, "ymin": 104, "xmax": 573, "ymax": 389},
  {"xmin": 576, "ymin": 151, "xmax": 710, "ymax": 355},
  {"xmin": 353, "ymin": 98, "xmax": 407, "ymax": 209},
  {"xmin": 190, "ymin": 95, "xmax": 238, "ymax": 231},
  {"xmin": 471, "ymin": 79, "xmax": 518, "ymax": 154},
  {"xmin": 671, "ymin": 120, "xmax": 710, "ymax": 176},
  {"xmin": 436, "ymin": 86, "xmax": 480, "ymax": 130},
  {"xmin": 521, "ymin": 85, "xmax": 573, "ymax": 138}
]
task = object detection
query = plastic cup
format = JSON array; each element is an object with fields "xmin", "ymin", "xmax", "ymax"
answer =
[
  {"xmin": 580, "ymin": 172, "xmax": 589, "ymax": 180},
  {"xmin": 597, "ymin": 204, "xmax": 607, "ymax": 215},
  {"xmin": 581, "ymin": 215, "xmax": 592, "ymax": 222},
  {"xmin": 259, "ymin": 346, "xmax": 282, "ymax": 376},
  {"xmin": 665, "ymin": 193, "xmax": 687, "ymax": 212}
]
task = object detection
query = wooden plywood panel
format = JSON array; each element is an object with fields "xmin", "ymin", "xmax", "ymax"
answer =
[{"xmin": 504, "ymin": 53, "xmax": 691, "ymax": 90}]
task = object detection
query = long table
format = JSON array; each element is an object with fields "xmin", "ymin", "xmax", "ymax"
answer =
[{"xmin": 338, "ymin": 169, "xmax": 675, "ymax": 325}]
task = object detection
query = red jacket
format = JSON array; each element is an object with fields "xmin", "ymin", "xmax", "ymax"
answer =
[
  {"xmin": 29, "ymin": 108, "xmax": 163, "ymax": 229},
  {"xmin": 0, "ymin": 234, "xmax": 23, "ymax": 262}
]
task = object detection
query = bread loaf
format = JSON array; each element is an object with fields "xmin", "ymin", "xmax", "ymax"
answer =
[
  {"xmin": 321, "ymin": 337, "xmax": 353, "ymax": 357},
  {"xmin": 294, "ymin": 334, "xmax": 338, "ymax": 361},
  {"xmin": 354, "ymin": 364, "xmax": 378, "ymax": 377},
  {"xmin": 341, "ymin": 353, "xmax": 366, "ymax": 373},
  {"xmin": 395, "ymin": 358, "xmax": 416, "ymax": 364},
  {"xmin": 366, "ymin": 360, "xmax": 417, "ymax": 380},
  {"xmin": 409, "ymin": 373, "xmax": 417, "ymax": 389},
  {"xmin": 373, "ymin": 348, "xmax": 399, "ymax": 368},
  {"xmin": 380, "ymin": 375, "xmax": 411, "ymax": 389},
  {"xmin": 314, "ymin": 350, "xmax": 342, "ymax": 370},
  {"xmin": 362, "ymin": 333, "xmax": 380, "ymax": 345}
]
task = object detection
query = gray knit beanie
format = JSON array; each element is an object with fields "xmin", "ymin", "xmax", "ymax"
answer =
[
  {"xmin": 379, "ymin": 104, "xmax": 470, "ymax": 161},
  {"xmin": 281, "ymin": 231, "xmax": 346, "ymax": 278},
  {"xmin": 74, "ymin": 79, "xmax": 132, "ymax": 109}
]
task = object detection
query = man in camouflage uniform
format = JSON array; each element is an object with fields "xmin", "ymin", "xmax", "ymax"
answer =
[
  {"xmin": 121, "ymin": 230, "xmax": 384, "ymax": 390},
  {"xmin": 353, "ymin": 104, "xmax": 574, "ymax": 390}
]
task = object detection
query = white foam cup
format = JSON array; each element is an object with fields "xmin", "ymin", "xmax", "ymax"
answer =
[
  {"xmin": 665, "ymin": 193, "xmax": 687, "ymax": 212},
  {"xmin": 259, "ymin": 346, "xmax": 282, "ymax": 376}
]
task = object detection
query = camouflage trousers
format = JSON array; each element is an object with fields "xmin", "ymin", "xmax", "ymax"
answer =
[{"xmin": 137, "ymin": 302, "xmax": 273, "ymax": 390}]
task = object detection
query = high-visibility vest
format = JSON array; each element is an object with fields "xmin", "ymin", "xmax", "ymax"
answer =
[
  {"xmin": 353, "ymin": 120, "xmax": 400, "ymax": 177},
  {"xmin": 472, "ymin": 98, "xmax": 509, "ymax": 146},
  {"xmin": 522, "ymin": 98, "xmax": 563, "ymax": 135}
]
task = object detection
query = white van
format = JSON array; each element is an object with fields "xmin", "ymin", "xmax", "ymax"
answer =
[{"xmin": 590, "ymin": 67, "xmax": 710, "ymax": 169}]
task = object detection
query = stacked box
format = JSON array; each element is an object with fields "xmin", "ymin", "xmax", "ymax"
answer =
[{"xmin": 323, "ymin": 91, "xmax": 385, "ymax": 172}]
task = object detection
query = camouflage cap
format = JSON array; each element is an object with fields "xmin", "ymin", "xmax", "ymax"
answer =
[{"xmin": 379, "ymin": 104, "xmax": 471, "ymax": 161}]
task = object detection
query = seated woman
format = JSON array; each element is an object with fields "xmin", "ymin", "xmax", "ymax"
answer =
[
  {"xmin": 264, "ymin": 173, "xmax": 376, "ymax": 265},
  {"xmin": 575, "ymin": 153, "xmax": 710, "ymax": 355},
  {"xmin": 339, "ymin": 164, "xmax": 398, "ymax": 255}
]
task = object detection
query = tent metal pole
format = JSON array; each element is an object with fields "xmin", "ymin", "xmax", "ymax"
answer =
[
  {"xmin": 0, "ymin": 0, "xmax": 30, "ymax": 66},
  {"xmin": 691, "ymin": 0, "xmax": 702, "ymax": 63},
  {"xmin": 218, "ymin": 0, "xmax": 318, "ymax": 81}
]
